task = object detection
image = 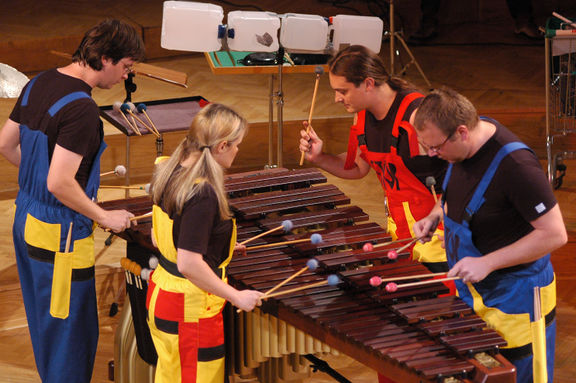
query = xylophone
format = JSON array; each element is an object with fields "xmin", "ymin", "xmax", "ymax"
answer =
[{"xmin": 101, "ymin": 167, "xmax": 516, "ymax": 383}]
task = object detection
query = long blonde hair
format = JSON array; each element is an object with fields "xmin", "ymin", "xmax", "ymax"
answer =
[{"xmin": 151, "ymin": 103, "xmax": 247, "ymax": 219}]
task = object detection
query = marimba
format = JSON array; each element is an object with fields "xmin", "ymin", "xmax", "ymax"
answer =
[{"xmin": 101, "ymin": 168, "xmax": 516, "ymax": 383}]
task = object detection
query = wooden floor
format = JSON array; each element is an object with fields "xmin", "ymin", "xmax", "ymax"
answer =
[{"xmin": 2, "ymin": 0, "xmax": 576, "ymax": 382}]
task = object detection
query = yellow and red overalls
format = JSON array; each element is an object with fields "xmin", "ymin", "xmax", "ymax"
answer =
[
  {"xmin": 146, "ymin": 204, "xmax": 236, "ymax": 383},
  {"xmin": 344, "ymin": 92, "xmax": 446, "ymax": 267}
]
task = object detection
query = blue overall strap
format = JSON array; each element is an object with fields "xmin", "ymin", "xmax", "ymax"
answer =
[
  {"xmin": 21, "ymin": 74, "xmax": 41, "ymax": 107},
  {"xmin": 442, "ymin": 163, "xmax": 453, "ymax": 194},
  {"xmin": 441, "ymin": 116, "xmax": 496, "ymax": 197},
  {"xmin": 464, "ymin": 142, "xmax": 529, "ymax": 219},
  {"xmin": 48, "ymin": 91, "xmax": 91, "ymax": 116}
]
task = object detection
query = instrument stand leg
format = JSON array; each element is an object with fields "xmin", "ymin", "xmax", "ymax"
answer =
[
  {"xmin": 156, "ymin": 134, "xmax": 164, "ymax": 157},
  {"xmin": 125, "ymin": 136, "xmax": 131, "ymax": 199},
  {"xmin": 276, "ymin": 47, "xmax": 285, "ymax": 168},
  {"xmin": 268, "ymin": 74, "xmax": 275, "ymax": 168},
  {"xmin": 304, "ymin": 354, "xmax": 352, "ymax": 383},
  {"xmin": 387, "ymin": 0, "xmax": 432, "ymax": 89},
  {"xmin": 265, "ymin": 49, "xmax": 285, "ymax": 169}
]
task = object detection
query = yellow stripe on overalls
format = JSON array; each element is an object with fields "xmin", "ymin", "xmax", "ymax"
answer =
[
  {"xmin": 468, "ymin": 276, "xmax": 556, "ymax": 350},
  {"xmin": 402, "ymin": 201, "xmax": 446, "ymax": 263},
  {"xmin": 24, "ymin": 215, "xmax": 95, "ymax": 319},
  {"xmin": 51, "ymin": 222, "xmax": 73, "ymax": 319}
]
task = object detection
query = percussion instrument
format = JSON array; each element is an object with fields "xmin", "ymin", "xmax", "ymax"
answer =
[
  {"xmin": 100, "ymin": 96, "xmax": 209, "ymax": 137},
  {"xmin": 0, "ymin": 62, "xmax": 29, "ymax": 98},
  {"xmin": 101, "ymin": 167, "xmax": 515, "ymax": 383}
]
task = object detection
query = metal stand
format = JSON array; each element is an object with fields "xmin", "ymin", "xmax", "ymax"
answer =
[
  {"xmin": 120, "ymin": 74, "xmax": 164, "ymax": 198},
  {"xmin": 267, "ymin": 48, "xmax": 285, "ymax": 168},
  {"xmin": 545, "ymin": 20, "xmax": 576, "ymax": 189},
  {"xmin": 388, "ymin": 0, "xmax": 432, "ymax": 89},
  {"xmin": 304, "ymin": 354, "xmax": 352, "ymax": 383}
]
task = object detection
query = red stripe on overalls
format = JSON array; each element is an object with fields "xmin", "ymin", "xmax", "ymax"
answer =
[
  {"xmin": 148, "ymin": 278, "xmax": 186, "ymax": 321},
  {"xmin": 344, "ymin": 93, "xmax": 438, "ymax": 239},
  {"xmin": 179, "ymin": 321, "xmax": 199, "ymax": 382}
]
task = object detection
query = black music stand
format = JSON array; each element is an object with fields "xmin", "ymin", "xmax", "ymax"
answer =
[{"xmin": 387, "ymin": 0, "xmax": 432, "ymax": 88}]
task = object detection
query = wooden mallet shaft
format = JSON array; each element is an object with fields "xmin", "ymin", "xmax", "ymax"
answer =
[
  {"xmin": 299, "ymin": 66, "xmax": 324, "ymax": 166},
  {"xmin": 65, "ymin": 222, "xmax": 73, "ymax": 253},
  {"xmin": 372, "ymin": 236, "xmax": 419, "ymax": 249},
  {"xmin": 396, "ymin": 237, "xmax": 420, "ymax": 253},
  {"xmin": 395, "ymin": 276, "xmax": 460, "ymax": 290},
  {"xmin": 239, "ymin": 220, "xmax": 293, "ymax": 246},
  {"xmin": 239, "ymin": 225, "xmax": 285, "ymax": 246},
  {"xmin": 378, "ymin": 271, "xmax": 447, "ymax": 284},
  {"xmin": 130, "ymin": 211, "xmax": 152, "ymax": 222},
  {"xmin": 120, "ymin": 111, "xmax": 141, "ymax": 135},
  {"xmin": 113, "ymin": 101, "xmax": 141, "ymax": 136},
  {"xmin": 99, "ymin": 185, "xmax": 147, "ymax": 190},
  {"xmin": 263, "ymin": 279, "xmax": 327, "ymax": 300},
  {"xmin": 426, "ymin": 176, "xmax": 438, "ymax": 203},
  {"xmin": 141, "ymin": 109, "xmax": 161, "ymax": 136},
  {"xmin": 100, "ymin": 165, "xmax": 126, "ymax": 177},
  {"xmin": 245, "ymin": 233, "xmax": 322, "ymax": 251},
  {"xmin": 101, "ymin": 211, "xmax": 150, "ymax": 232},
  {"xmin": 245, "ymin": 238, "xmax": 311, "ymax": 251},
  {"xmin": 126, "ymin": 109, "xmax": 160, "ymax": 137},
  {"xmin": 236, "ymin": 264, "xmax": 310, "ymax": 313},
  {"xmin": 263, "ymin": 266, "xmax": 309, "ymax": 298}
]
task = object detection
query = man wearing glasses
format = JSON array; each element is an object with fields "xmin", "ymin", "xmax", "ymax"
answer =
[
  {"xmin": 0, "ymin": 19, "xmax": 145, "ymax": 383},
  {"xmin": 413, "ymin": 87, "xmax": 566, "ymax": 383}
]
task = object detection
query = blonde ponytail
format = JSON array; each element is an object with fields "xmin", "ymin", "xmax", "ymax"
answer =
[{"xmin": 151, "ymin": 103, "xmax": 247, "ymax": 219}]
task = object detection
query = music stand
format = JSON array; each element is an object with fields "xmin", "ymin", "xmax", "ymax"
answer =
[{"xmin": 387, "ymin": 0, "xmax": 432, "ymax": 88}]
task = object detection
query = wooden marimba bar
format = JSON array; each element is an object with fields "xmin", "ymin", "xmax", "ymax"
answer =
[
  {"xmin": 101, "ymin": 167, "xmax": 515, "ymax": 383},
  {"xmin": 225, "ymin": 168, "xmax": 515, "ymax": 383}
]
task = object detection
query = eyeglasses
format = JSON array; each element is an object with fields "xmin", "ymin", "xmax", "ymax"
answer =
[
  {"xmin": 118, "ymin": 60, "xmax": 134, "ymax": 74},
  {"xmin": 420, "ymin": 130, "xmax": 455, "ymax": 154},
  {"xmin": 121, "ymin": 61, "xmax": 134, "ymax": 75}
]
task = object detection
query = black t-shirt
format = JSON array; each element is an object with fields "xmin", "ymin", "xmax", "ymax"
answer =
[
  {"xmin": 364, "ymin": 90, "xmax": 447, "ymax": 192},
  {"xmin": 10, "ymin": 68, "xmax": 102, "ymax": 189},
  {"xmin": 445, "ymin": 120, "xmax": 557, "ymax": 254},
  {"xmin": 170, "ymin": 183, "xmax": 233, "ymax": 273}
]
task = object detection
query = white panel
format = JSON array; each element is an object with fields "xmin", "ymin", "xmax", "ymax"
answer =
[
  {"xmin": 331, "ymin": 15, "xmax": 383, "ymax": 54},
  {"xmin": 280, "ymin": 14, "xmax": 329, "ymax": 51},
  {"xmin": 227, "ymin": 11, "xmax": 280, "ymax": 52},
  {"xmin": 161, "ymin": 1, "xmax": 223, "ymax": 52}
]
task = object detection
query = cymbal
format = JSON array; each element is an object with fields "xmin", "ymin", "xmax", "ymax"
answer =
[{"xmin": 0, "ymin": 63, "xmax": 29, "ymax": 98}]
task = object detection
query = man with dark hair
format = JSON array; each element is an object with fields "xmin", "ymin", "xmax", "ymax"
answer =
[
  {"xmin": 300, "ymin": 45, "xmax": 448, "ymax": 272},
  {"xmin": 413, "ymin": 87, "xmax": 566, "ymax": 382},
  {"xmin": 0, "ymin": 19, "xmax": 145, "ymax": 383}
]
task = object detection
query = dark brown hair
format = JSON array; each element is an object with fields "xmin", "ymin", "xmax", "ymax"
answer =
[
  {"xmin": 328, "ymin": 45, "xmax": 415, "ymax": 92},
  {"xmin": 72, "ymin": 19, "xmax": 145, "ymax": 70}
]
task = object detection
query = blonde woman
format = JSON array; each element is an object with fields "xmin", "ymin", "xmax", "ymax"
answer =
[{"xmin": 146, "ymin": 103, "xmax": 263, "ymax": 383}]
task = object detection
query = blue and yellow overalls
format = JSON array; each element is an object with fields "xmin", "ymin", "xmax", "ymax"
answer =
[
  {"xmin": 146, "ymin": 203, "xmax": 236, "ymax": 383},
  {"xmin": 442, "ymin": 141, "xmax": 556, "ymax": 383},
  {"xmin": 13, "ymin": 75, "xmax": 104, "ymax": 382}
]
